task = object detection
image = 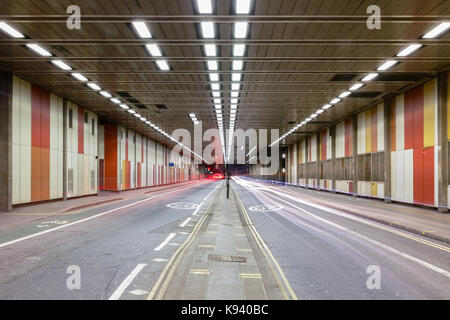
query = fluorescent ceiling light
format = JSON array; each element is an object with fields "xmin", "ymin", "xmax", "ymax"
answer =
[
  {"xmin": 232, "ymin": 73, "xmax": 242, "ymax": 81},
  {"xmin": 215, "ymin": 105, "xmax": 222, "ymax": 110},
  {"xmin": 230, "ymin": 104, "xmax": 237, "ymax": 110},
  {"xmin": 209, "ymin": 73, "xmax": 219, "ymax": 81},
  {"xmin": 0, "ymin": 22, "xmax": 24, "ymax": 38},
  {"xmin": 236, "ymin": 0, "xmax": 252, "ymax": 14},
  {"xmin": 87, "ymin": 83, "xmax": 101, "ymax": 91},
  {"xmin": 231, "ymin": 91, "xmax": 239, "ymax": 97},
  {"xmin": 232, "ymin": 60, "xmax": 244, "ymax": 70},
  {"xmin": 71, "ymin": 73, "xmax": 88, "ymax": 82},
  {"xmin": 423, "ymin": 22, "xmax": 450, "ymax": 39},
  {"xmin": 132, "ymin": 22, "xmax": 152, "ymax": 38},
  {"xmin": 214, "ymin": 98, "xmax": 221, "ymax": 104},
  {"xmin": 140, "ymin": 117, "xmax": 147, "ymax": 122},
  {"xmin": 362, "ymin": 73, "xmax": 379, "ymax": 82},
  {"xmin": 99, "ymin": 91, "xmax": 112, "ymax": 98},
  {"xmin": 156, "ymin": 60, "xmax": 170, "ymax": 71},
  {"xmin": 211, "ymin": 83, "xmax": 220, "ymax": 90},
  {"xmin": 145, "ymin": 44, "xmax": 162, "ymax": 56},
  {"xmin": 305, "ymin": 117, "xmax": 312, "ymax": 122},
  {"xmin": 201, "ymin": 22, "xmax": 215, "ymax": 38},
  {"xmin": 322, "ymin": 104, "xmax": 332, "ymax": 110},
  {"xmin": 231, "ymin": 83, "xmax": 240, "ymax": 90},
  {"xmin": 233, "ymin": 44, "xmax": 246, "ymax": 56},
  {"xmin": 377, "ymin": 60, "xmax": 398, "ymax": 71},
  {"xmin": 196, "ymin": 0, "xmax": 213, "ymax": 14},
  {"xmin": 339, "ymin": 91, "xmax": 351, "ymax": 98},
  {"xmin": 230, "ymin": 98, "xmax": 238, "ymax": 104},
  {"xmin": 234, "ymin": 22, "xmax": 248, "ymax": 39},
  {"xmin": 194, "ymin": 121, "xmax": 200, "ymax": 125},
  {"xmin": 311, "ymin": 113, "xmax": 318, "ymax": 119},
  {"xmin": 316, "ymin": 109, "xmax": 325, "ymax": 114},
  {"xmin": 212, "ymin": 91, "xmax": 221, "ymax": 97},
  {"xmin": 189, "ymin": 113, "xmax": 196, "ymax": 118},
  {"xmin": 216, "ymin": 109, "xmax": 222, "ymax": 115},
  {"xmin": 110, "ymin": 98, "xmax": 121, "ymax": 104},
  {"xmin": 119, "ymin": 104, "xmax": 130, "ymax": 110},
  {"xmin": 51, "ymin": 60, "xmax": 72, "ymax": 70},
  {"xmin": 230, "ymin": 110, "xmax": 237, "ymax": 114},
  {"xmin": 207, "ymin": 60, "xmax": 218, "ymax": 70},
  {"xmin": 26, "ymin": 44, "xmax": 52, "ymax": 56},
  {"xmin": 133, "ymin": 113, "xmax": 142, "ymax": 118},
  {"xmin": 349, "ymin": 83, "xmax": 364, "ymax": 91},
  {"xmin": 397, "ymin": 44, "xmax": 423, "ymax": 57},
  {"xmin": 330, "ymin": 98, "xmax": 342, "ymax": 105},
  {"xmin": 204, "ymin": 44, "xmax": 217, "ymax": 56},
  {"xmin": 128, "ymin": 109, "xmax": 136, "ymax": 114}
]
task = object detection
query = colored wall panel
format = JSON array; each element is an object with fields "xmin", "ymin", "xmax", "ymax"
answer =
[
  {"xmin": 413, "ymin": 86, "xmax": 424, "ymax": 149},
  {"xmin": 77, "ymin": 107, "xmax": 84, "ymax": 154},
  {"xmin": 423, "ymin": 147, "xmax": 435, "ymax": 205},
  {"xmin": 423, "ymin": 80, "xmax": 436, "ymax": 147}
]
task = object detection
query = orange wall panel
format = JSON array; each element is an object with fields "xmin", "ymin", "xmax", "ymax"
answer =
[
  {"xmin": 413, "ymin": 86, "xmax": 424, "ymax": 149},
  {"xmin": 31, "ymin": 147, "xmax": 41, "ymax": 202},
  {"xmin": 40, "ymin": 89, "xmax": 50, "ymax": 149},
  {"xmin": 423, "ymin": 147, "xmax": 435, "ymax": 205}
]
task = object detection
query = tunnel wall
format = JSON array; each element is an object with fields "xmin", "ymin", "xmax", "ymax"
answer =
[
  {"xmin": 99, "ymin": 123, "xmax": 196, "ymax": 192},
  {"xmin": 11, "ymin": 76, "xmax": 98, "ymax": 205},
  {"xmin": 288, "ymin": 74, "xmax": 449, "ymax": 209}
]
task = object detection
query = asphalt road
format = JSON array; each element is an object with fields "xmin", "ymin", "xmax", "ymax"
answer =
[
  {"xmin": 0, "ymin": 179, "xmax": 221, "ymax": 300},
  {"xmin": 232, "ymin": 177, "xmax": 450, "ymax": 300}
]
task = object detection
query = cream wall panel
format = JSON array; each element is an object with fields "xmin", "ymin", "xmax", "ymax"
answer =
[
  {"xmin": 391, "ymin": 151, "xmax": 397, "ymax": 201},
  {"xmin": 395, "ymin": 151, "xmax": 405, "ymax": 201},
  {"xmin": 12, "ymin": 76, "xmax": 20, "ymax": 146},
  {"xmin": 98, "ymin": 125, "xmax": 104, "ymax": 159},
  {"xmin": 310, "ymin": 135, "xmax": 317, "ymax": 162},
  {"xmin": 12, "ymin": 144, "xmax": 20, "ymax": 204},
  {"xmin": 395, "ymin": 95, "xmax": 405, "ymax": 151},
  {"xmin": 336, "ymin": 122, "xmax": 345, "ymax": 158}
]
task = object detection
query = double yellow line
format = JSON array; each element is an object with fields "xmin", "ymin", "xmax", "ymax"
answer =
[{"xmin": 232, "ymin": 185, "xmax": 298, "ymax": 300}]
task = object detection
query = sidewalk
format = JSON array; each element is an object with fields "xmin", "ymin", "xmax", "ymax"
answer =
[
  {"xmin": 282, "ymin": 184, "xmax": 450, "ymax": 244},
  {"xmin": 0, "ymin": 180, "xmax": 201, "ymax": 233}
]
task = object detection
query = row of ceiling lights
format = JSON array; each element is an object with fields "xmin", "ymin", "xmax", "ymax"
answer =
[
  {"xmin": 270, "ymin": 22, "xmax": 450, "ymax": 147},
  {"xmin": 0, "ymin": 21, "xmax": 205, "ymax": 162},
  {"xmin": 196, "ymin": 0, "xmax": 252, "ymax": 163}
]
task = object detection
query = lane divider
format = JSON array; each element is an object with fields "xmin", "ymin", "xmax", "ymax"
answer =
[
  {"xmin": 154, "ymin": 233, "xmax": 177, "ymax": 251},
  {"xmin": 231, "ymin": 182, "xmax": 298, "ymax": 301},
  {"xmin": 108, "ymin": 263, "xmax": 147, "ymax": 300},
  {"xmin": 179, "ymin": 218, "xmax": 192, "ymax": 228}
]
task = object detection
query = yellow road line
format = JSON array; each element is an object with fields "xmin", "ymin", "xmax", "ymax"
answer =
[
  {"xmin": 232, "ymin": 185, "xmax": 298, "ymax": 300},
  {"xmin": 240, "ymin": 273, "xmax": 262, "ymax": 279},
  {"xmin": 190, "ymin": 269, "xmax": 210, "ymax": 275},
  {"xmin": 198, "ymin": 244, "xmax": 215, "ymax": 248}
]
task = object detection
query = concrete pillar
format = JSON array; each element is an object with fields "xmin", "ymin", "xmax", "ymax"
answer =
[
  {"xmin": 352, "ymin": 115, "xmax": 358, "ymax": 197},
  {"xmin": 316, "ymin": 134, "xmax": 320, "ymax": 190},
  {"xmin": 438, "ymin": 72, "xmax": 448, "ymax": 213},
  {"xmin": 383, "ymin": 99, "xmax": 392, "ymax": 203},
  {"xmin": 0, "ymin": 71, "xmax": 12, "ymax": 212},
  {"xmin": 331, "ymin": 125, "xmax": 336, "ymax": 193},
  {"xmin": 62, "ymin": 99, "xmax": 68, "ymax": 200}
]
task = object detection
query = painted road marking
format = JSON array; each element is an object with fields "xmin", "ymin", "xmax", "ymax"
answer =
[
  {"xmin": 108, "ymin": 263, "xmax": 147, "ymax": 300},
  {"xmin": 153, "ymin": 258, "xmax": 168, "ymax": 262},
  {"xmin": 167, "ymin": 203, "xmax": 200, "ymax": 210},
  {"xmin": 240, "ymin": 273, "xmax": 262, "ymax": 279},
  {"xmin": 0, "ymin": 183, "xmax": 200, "ymax": 249},
  {"xmin": 190, "ymin": 269, "xmax": 210, "ymax": 275},
  {"xmin": 129, "ymin": 289, "xmax": 149, "ymax": 296},
  {"xmin": 198, "ymin": 244, "xmax": 215, "ymax": 249},
  {"xmin": 179, "ymin": 217, "xmax": 192, "ymax": 228},
  {"xmin": 266, "ymin": 193, "xmax": 450, "ymax": 279},
  {"xmin": 192, "ymin": 201, "xmax": 204, "ymax": 216},
  {"xmin": 154, "ymin": 233, "xmax": 177, "ymax": 251}
]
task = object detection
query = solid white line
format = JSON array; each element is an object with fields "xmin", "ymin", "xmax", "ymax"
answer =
[
  {"xmin": 154, "ymin": 233, "xmax": 176, "ymax": 251},
  {"xmin": 263, "ymin": 192, "xmax": 450, "ymax": 279},
  {"xmin": 179, "ymin": 217, "xmax": 192, "ymax": 228},
  {"xmin": 108, "ymin": 263, "xmax": 147, "ymax": 300},
  {"xmin": 192, "ymin": 201, "xmax": 204, "ymax": 216},
  {"xmin": 0, "ymin": 184, "xmax": 197, "ymax": 249}
]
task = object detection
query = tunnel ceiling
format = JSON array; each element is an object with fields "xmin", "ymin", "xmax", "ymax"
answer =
[{"xmin": 0, "ymin": 0, "xmax": 449, "ymax": 149}]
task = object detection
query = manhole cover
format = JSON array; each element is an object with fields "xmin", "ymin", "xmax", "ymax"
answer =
[{"xmin": 208, "ymin": 255, "xmax": 247, "ymax": 263}]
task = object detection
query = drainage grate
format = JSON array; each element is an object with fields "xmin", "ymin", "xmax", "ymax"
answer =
[{"xmin": 208, "ymin": 255, "xmax": 247, "ymax": 263}]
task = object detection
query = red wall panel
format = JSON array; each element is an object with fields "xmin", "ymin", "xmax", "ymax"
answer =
[
  {"xmin": 104, "ymin": 124, "xmax": 118, "ymax": 190},
  {"xmin": 40, "ymin": 89, "xmax": 50, "ymax": 149},
  {"xmin": 423, "ymin": 147, "xmax": 435, "ymax": 205},
  {"xmin": 413, "ymin": 149, "xmax": 424, "ymax": 204},
  {"xmin": 137, "ymin": 163, "xmax": 142, "ymax": 188}
]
